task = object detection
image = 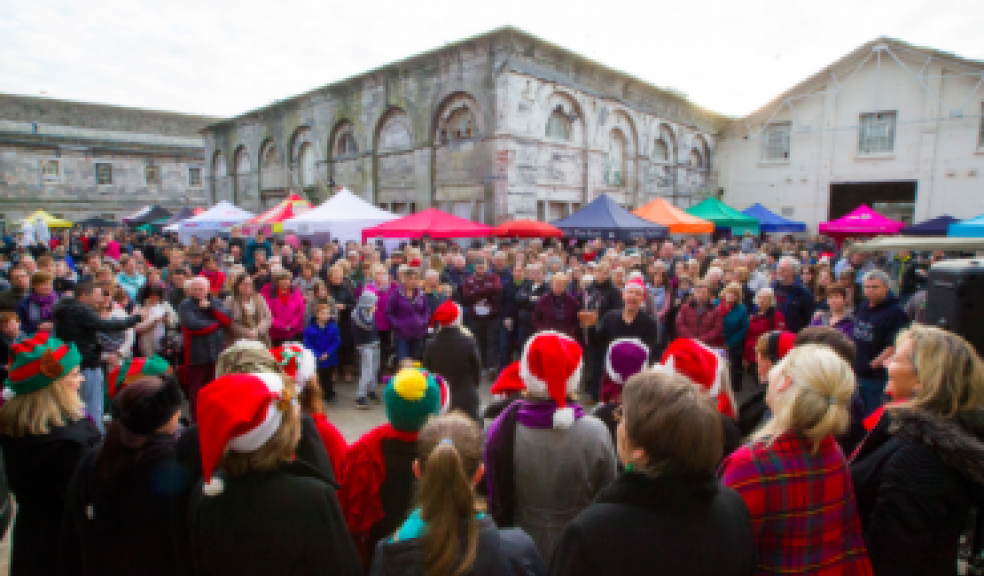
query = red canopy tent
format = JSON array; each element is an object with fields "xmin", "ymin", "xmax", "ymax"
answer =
[
  {"xmin": 247, "ymin": 194, "xmax": 311, "ymax": 225},
  {"xmin": 493, "ymin": 219, "xmax": 563, "ymax": 238},
  {"xmin": 818, "ymin": 204, "xmax": 905, "ymax": 246},
  {"xmin": 361, "ymin": 208, "xmax": 492, "ymax": 241}
]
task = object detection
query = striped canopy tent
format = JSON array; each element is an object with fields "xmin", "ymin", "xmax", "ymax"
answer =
[
  {"xmin": 633, "ymin": 197, "xmax": 714, "ymax": 234},
  {"xmin": 246, "ymin": 194, "xmax": 312, "ymax": 233}
]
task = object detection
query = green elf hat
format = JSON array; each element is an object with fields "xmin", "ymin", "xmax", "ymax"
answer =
[
  {"xmin": 384, "ymin": 364, "xmax": 442, "ymax": 432},
  {"xmin": 107, "ymin": 355, "xmax": 170, "ymax": 400},
  {"xmin": 3, "ymin": 333, "xmax": 82, "ymax": 400}
]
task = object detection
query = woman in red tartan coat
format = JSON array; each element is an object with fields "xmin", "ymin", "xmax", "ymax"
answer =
[{"xmin": 720, "ymin": 344, "xmax": 873, "ymax": 576}]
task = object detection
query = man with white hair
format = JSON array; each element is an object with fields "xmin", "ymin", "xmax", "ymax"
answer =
[
  {"xmin": 178, "ymin": 276, "xmax": 232, "ymax": 419},
  {"xmin": 853, "ymin": 269, "xmax": 908, "ymax": 416},
  {"xmin": 771, "ymin": 255, "xmax": 815, "ymax": 333}
]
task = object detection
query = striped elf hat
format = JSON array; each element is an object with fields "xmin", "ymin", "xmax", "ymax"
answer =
[
  {"xmin": 4, "ymin": 333, "xmax": 82, "ymax": 400},
  {"xmin": 107, "ymin": 355, "xmax": 170, "ymax": 400}
]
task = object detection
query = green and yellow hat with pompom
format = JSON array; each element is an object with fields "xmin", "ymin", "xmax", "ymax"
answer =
[
  {"xmin": 3, "ymin": 333, "xmax": 82, "ymax": 400},
  {"xmin": 384, "ymin": 363, "xmax": 444, "ymax": 432}
]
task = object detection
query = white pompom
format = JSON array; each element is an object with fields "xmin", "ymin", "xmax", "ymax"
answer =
[
  {"xmin": 2, "ymin": 388, "xmax": 14, "ymax": 401},
  {"xmin": 203, "ymin": 477, "xmax": 225, "ymax": 496},
  {"xmin": 553, "ymin": 406, "xmax": 575, "ymax": 429}
]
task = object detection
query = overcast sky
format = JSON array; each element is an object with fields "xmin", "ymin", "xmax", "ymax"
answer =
[{"xmin": 1, "ymin": 0, "xmax": 980, "ymax": 120}]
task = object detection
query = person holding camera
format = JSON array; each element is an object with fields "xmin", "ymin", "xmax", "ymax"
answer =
[{"xmin": 177, "ymin": 277, "xmax": 231, "ymax": 420}]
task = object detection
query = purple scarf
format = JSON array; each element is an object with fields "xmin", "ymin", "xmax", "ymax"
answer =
[
  {"xmin": 484, "ymin": 399, "xmax": 585, "ymax": 526},
  {"xmin": 31, "ymin": 291, "xmax": 57, "ymax": 320}
]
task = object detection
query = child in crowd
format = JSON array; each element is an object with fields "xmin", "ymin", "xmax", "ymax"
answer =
[
  {"xmin": 303, "ymin": 301, "xmax": 341, "ymax": 403},
  {"xmin": 351, "ymin": 291, "xmax": 380, "ymax": 409}
]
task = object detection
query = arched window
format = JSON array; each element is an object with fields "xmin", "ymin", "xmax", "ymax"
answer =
[
  {"xmin": 212, "ymin": 151, "xmax": 226, "ymax": 178},
  {"xmin": 299, "ymin": 143, "xmax": 315, "ymax": 188},
  {"xmin": 546, "ymin": 107, "xmax": 572, "ymax": 140},
  {"xmin": 443, "ymin": 108, "xmax": 477, "ymax": 142},
  {"xmin": 653, "ymin": 139, "xmax": 669, "ymax": 163},
  {"xmin": 234, "ymin": 147, "xmax": 250, "ymax": 175},
  {"xmin": 262, "ymin": 145, "xmax": 279, "ymax": 168},
  {"xmin": 689, "ymin": 148, "xmax": 703, "ymax": 169},
  {"xmin": 654, "ymin": 124, "xmax": 675, "ymax": 164},
  {"xmin": 338, "ymin": 133, "xmax": 358, "ymax": 157},
  {"xmin": 605, "ymin": 129, "xmax": 627, "ymax": 187}
]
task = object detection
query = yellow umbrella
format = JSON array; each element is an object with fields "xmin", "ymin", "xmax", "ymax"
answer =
[{"xmin": 19, "ymin": 210, "xmax": 73, "ymax": 228}]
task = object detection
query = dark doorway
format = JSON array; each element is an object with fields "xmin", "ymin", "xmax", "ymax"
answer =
[{"xmin": 829, "ymin": 181, "xmax": 917, "ymax": 224}]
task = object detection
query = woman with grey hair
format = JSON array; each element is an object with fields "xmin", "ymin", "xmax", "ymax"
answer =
[{"xmin": 177, "ymin": 276, "xmax": 231, "ymax": 419}]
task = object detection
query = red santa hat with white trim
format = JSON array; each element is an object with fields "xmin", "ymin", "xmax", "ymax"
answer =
[
  {"xmin": 196, "ymin": 372, "xmax": 296, "ymax": 496},
  {"xmin": 656, "ymin": 338, "xmax": 737, "ymax": 419},
  {"xmin": 490, "ymin": 362, "xmax": 525, "ymax": 398},
  {"xmin": 270, "ymin": 342, "xmax": 316, "ymax": 391},
  {"xmin": 430, "ymin": 300, "xmax": 463, "ymax": 328},
  {"xmin": 519, "ymin": 331, "xmax": 583, "ymax": 429}
]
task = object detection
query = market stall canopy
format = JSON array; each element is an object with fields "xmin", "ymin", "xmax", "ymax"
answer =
[
  {"xmin": 848, "ymin": 236, "xmax": 984, "ymax": 253},
  {"xmin": 127, "ymin": 206, "xmax": 173, "ymax": 227},
  {"xmin": 900, "ymin": 215, "xmax": 958, "ymax": 236},
  {"xmin": 18, "ymin": 210, "xmax": 73, "ymax": 228},
  {"xmin": 493, "ymin": 219, "xmax": 563, "ymax": 238},
  {"xmin": 76, "ymin": 216, "xmax": 120, "ymax": 228},
  {"xmin": 122, "ymin": 206, "xmax": 151, "ymax": 223},
  {"xmin": 632, "ymin": 197, "xmax": 713, "ymax": 235},
  {"xmin": 162, "ymin": 207, "xmax": 195, "ymax": 227},
  {"xmin": 362, "ymin": 207, "xmax": 492, "ymax": 242},
  {"xmin": 248, "ymin": 194, "xmax": 312, "ymax": 227},
  {"xmin": 168, "ymin": 201, "xmax": 254, "ymax": 243},
  {"xmin": 818, "ymin": 205, "xmax": 905, "ymax": 244},
  {"xmin": 685, "ymin": 198, "xmax": 760, "ymax": 235},
  {"xmin": 551, "ymin": 194, "xmax": 668, "ymax": 241},
  {"xmin": 947, "ymin": 214, "xmax": 984, "ymax": 238},
  {"xmin": 741, "ymin": 203, "xmax": 806, "ymax": 233},
  {"xmin": 284, "ymin": 188, "xmax": 399, "ymax": 246}
]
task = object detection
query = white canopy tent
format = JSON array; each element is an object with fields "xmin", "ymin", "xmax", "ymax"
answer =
[
  {"xmin": 122, "ymin": 206, "xmax": 152, "ymax": 223},
  {"xmin": 168, "ymin": 201, "xmax": 255, "ymax": 243},
  {"xmin": 283, "ymin": 188, "xmax": 399, "ymax": 247}
]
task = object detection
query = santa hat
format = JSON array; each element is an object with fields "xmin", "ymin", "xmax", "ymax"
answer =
[
  {"xmin": 270, "ymin": 343, "xmax": 316, "ymax": 391},
  {"xmin": 409, "ymin": 258, "xmax": 422, "ymax": 268},
  {"xmin": 657, "ymin": 338, "xmax": 737, "ymax": 419},
  {"xmin": 490, "ymin": 362, "xmax": 525, "ymax": 397},
  {"xmin": 431, "ymin": 301, "xmax": 462, "ymax": 328},
  {"xmin": 384, "ymin": 366, "xmax": 442, "ymax": 432},
  {"xmin": 107, "ymin": 355, "xmax": 169, "ymax": 400},
  {"xmin": 4, "ymin": 333, "xmax": 81, "ymax": 400},
  {"xmin": 763, "ymin": 331, "xmax": 796, "ymax": 363},
  {"xmin": 624, "ymin": 276, "xmax": 646, "ymax": 294},
  {"xmin": 520, "ymin": 331, "xmax": 583, "ymax": 429},
  {"xmin": 601, "ymin": 339, "xmax": 649, "ymax": 402},
  {"xmin": 197, "ymin": 372, "xmax": 294, "ymax": 496}
]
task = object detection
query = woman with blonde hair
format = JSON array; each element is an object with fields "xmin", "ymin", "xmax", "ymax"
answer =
[
  {"xmin": 0, "ymin": 335, "xmax": 100, "ymax": 576},
  {"xmin": 720, "ymin": 345, "xmax": 872, "ymax": 575},
  {"xmin": 224, "ymin": 272, "xmax": 272, "ymax": 347},
  {"xmin": 371, "ymin": 412, "xmax": 545, "ymax": 576},
  {"xmin": 851, "ymin": 326, "xmax": 984, "ymax": 576}
]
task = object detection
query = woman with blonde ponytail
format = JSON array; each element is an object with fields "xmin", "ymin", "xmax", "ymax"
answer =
[
  {"xmin": 720, "ymin": 345, "xmax": 873, "ymax": 576},
  {"xmin": 370, "ymin": 412, "xmax": 546, "ymax": 576}
]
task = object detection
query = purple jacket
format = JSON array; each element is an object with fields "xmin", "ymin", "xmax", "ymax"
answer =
[
  {"xmin": 360, "ymin": 281, "xmax": 394, "ymax": 331},
  {"xmin": 809, "ymin": 310, "xmax": 855, "ymax": 340},
  {"xmin": 261, "ymin": 284, "xmax": 306, "ymax": 341},
  {"xmin": 385, "ymin": 287, "xmax": 430, "ymax": 340}
]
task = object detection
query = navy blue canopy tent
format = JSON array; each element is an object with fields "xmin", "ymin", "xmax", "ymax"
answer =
[
  {"xmin": 901, "ymin": 214, "xmax": 957, "ymax": 236},
  {"xmin": 741, "ymin": 203, "xmax": 806, "ymax": 233},
  {"xmin": 551, "ymin": 194, "xmax": 668, "ymax": 241}
]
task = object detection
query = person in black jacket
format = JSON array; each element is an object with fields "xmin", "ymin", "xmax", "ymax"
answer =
[
  {"xmin": 771, "ymin": 256, "xmax": 815, "ymax": 333},
  {"xmin": 498, "ymin": 262, "xmax": 524, "ymax": 369},
  {"xmin": 328, "ymin": 264, "xmax": 356, "ymax": 382},
  {"xmin": 851, "ymin": 325, "xmax": 984, "ymax": 576},
  {"xmin": 0, "ymin": 335, "xmax": 101, "ymax": 576},
  {"xmin": 53, "ymin": 280, "xmax": 144, "ymax": 431},
  {"xmin": 549, "ymin": 369, "xmax": 755, "ymax": 576},
  {"xmin": 423, "ymin": 301, "xmax": 482, "ymax": 426},
  {"xmin": 61, "ymin": 375, "xmax": 187, "ymax": 576},
  {"xmin": 370, "ymin": 412, "xmax": 545, "ymax": 576},
  {"xmin": 585, "ymin": 263, "xmax": 623, "ymax": 402},
  {"xmin": 515, "ymin": 264, "xmax": 547, "ymax": 351}
]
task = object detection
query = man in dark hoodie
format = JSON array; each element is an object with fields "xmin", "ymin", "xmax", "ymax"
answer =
[
  {"xmin": 771, "ymin": 256, "xmax": 815, "ymax": 333},
  {"xmin": 586, "ymin": 262, "xmax": 623, "ymax": 402},
  {"xmin": 853, "ymin": 269, "xmax": 909, "ymax": 417}
]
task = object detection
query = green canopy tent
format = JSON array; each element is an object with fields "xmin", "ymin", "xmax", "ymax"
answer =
[{"xmin": 686, "ymin": 197, "xmax": 760, "ymax": 235}]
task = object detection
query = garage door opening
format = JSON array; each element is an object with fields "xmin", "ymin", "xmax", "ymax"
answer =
[{"xmin": 829, "ymin": 181, "xmax": 917, "ymax": 224}]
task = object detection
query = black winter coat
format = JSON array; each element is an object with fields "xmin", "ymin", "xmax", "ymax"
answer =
[
  {"xmin": 369, "ymin": 516, "xmax": 545, "ymax": 576},
  {"xmin": 851, "ymin": 408, "xmax": 984, "ymax": 576},
  {"xmin": 586, "ymin": 279, "xmax": 622, "ymax": 349},
  {"xmin": 548, "ymin": 471, "xmax": 755, "ymax": 576},
  {"xmin": 515, "ymin": 281, "xmax": 547, "ymax": 332},
  {"xmin": 423, "ymin": 325, "xmax": 482, "ymax": 426},
  {"xmin": 187, "ymin": 460, "xmax": 361, "ymax": 576},
  {"xmin": 54, "ymin": 297, "xmax": 141, "ymax": 368},
  {"xmin": 60, "ymin": 434, "xmax": 188, "ymax": 576},
  {"xmin": 0, "ymin": 418, "xmax": 101, "ymax": 576},
  {"xmin": 177, "ymin": 296, "xmax": 231, "ymax": 366}
]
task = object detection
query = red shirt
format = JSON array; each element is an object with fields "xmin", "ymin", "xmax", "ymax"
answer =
[{"xmin": 310, "ymin": 413, "xmax": 347, "ymax": 478}]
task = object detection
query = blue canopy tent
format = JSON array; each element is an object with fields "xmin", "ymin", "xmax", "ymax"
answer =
[
  {"xmin": 551, "ymin": 194, "xmax": 668, "ymax": 241},
  {"xmin": 901, "ymin": 214, "xmax": 958, "ymax": 236},
  {"xmin": 741, "ymin": 203, "xmax": 806, "ymax": 233},
  {"xmin": 948, "ymin": 214, "xmax": 984, "ymax": 237}
]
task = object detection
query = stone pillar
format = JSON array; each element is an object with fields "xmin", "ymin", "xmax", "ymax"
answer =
[{"xmin": 414, "ymin": 146, "xmax": 433, "ymax": 210}]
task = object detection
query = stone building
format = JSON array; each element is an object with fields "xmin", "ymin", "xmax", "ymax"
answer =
[
  {"xmin": 0, "ymin": 93, "xmax": 218, "ymax": 226},
  {"xmin": 202, "ymin": 27, "xmax": 729, "ymax": 223}
]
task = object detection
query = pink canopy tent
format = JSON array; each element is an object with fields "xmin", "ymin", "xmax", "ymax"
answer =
[
  {"xmin": 818, "ymin": 205, "xmax": 905, "ymax": 246},
  {"xmin": 361, "ymin": 208, "xmax": 492, "ymax": 241}
]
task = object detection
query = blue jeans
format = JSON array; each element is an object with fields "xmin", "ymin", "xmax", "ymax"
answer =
[
  {"xmin": 81, "ymin": 367, "xmax": 104, "ymax": 433},
  {"xmin": 858, "ymin": 376, "xmax": 888, "ymax": 417},
  {"xmin": 394, "ymin": 337, "xmax": 423, "ymax": 364}
]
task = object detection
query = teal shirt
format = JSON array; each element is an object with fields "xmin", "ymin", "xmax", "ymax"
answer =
[
  {"xmin": 392, "ymin": 508, "xmax": 486, "ymax": 542},
  {"xmin": 723, "ymin": 303, "xmax": 750, "ymax": 350}
]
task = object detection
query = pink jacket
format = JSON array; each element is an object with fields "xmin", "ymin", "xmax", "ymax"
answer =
[
  {"xmin": 261, "ymin": 284, "xmax": 306, "ymax": 341},
  {"xmin": 105, "ymin": 241, "xmax": 121, "ymax": 261}
]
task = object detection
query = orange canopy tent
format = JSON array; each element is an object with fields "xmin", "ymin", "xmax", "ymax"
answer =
[
  {"xmin": 633, "ymin": 198, "xmax": 714, "ymax": 235},
  {"xmin": 493, "ymin": 219, "xmax": 563, "ymax": 238}
]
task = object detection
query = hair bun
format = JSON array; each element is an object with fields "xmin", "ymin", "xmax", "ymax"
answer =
[{"xmin": 39, "ymin": 349, "xmax": 64, "ymax": 379}]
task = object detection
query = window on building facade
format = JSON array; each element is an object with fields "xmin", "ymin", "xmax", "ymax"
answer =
[
  {"xmin": 605, "ymin": 130, "xmax": 627, "ymax": 187},
  {"xmin": 546, "ymin": 108, "xmax": 572, "ymax": 140},
  {"xmin": 299, "ymin": 143, "xmax": 316, "ymax": 188},
  {"xmin": 102, "ymin": 213, "xmax": 115, "ymax": 220},
  {"xmin": 189, "ymin": 168, "xmax": 202, "ymax": 187},
  {"xmin": 95, "ymin": 163, "xmax": 113, "ymax": 185},
  {"xmin": 445, "ymin": 108, "xmax": 477, "ymax": 142},
  {"xmin": 146, "ymin": 165, "xmax": 161, "ymax": 186},
  {"xmin": 338, "ymin": 133, "xmax": 358, "ymax": 157},
  {"xmin": 689, "ymin": 149, "xmax": 703, "ymax": 169},
  {"xmin": 41, "ymin": 160, "xmax": 59, "ymax": 182},
  {"xmin": 653, "ymin": 139, "xmax": 669, "ymax": 163},
  {"xmin": 763, "ymin": 122, "xmax": 791, "ymax": 160},
  {"xmin": 859, "ymin": 111, "xmax": 897, "ymax": 154}
]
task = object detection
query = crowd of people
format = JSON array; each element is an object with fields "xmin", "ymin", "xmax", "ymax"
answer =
[{"xmin": 0, "ymin": 222, "xmax": 978, "ymax": 576}]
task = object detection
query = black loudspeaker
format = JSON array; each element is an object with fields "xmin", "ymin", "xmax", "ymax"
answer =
[{"xmin": 925, "ymin": 259, "xmax": 984, "ymax": 354}]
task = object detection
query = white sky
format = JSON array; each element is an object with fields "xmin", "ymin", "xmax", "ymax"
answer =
[{"xmin": 1, "ymin": 0, "xmax": 981, "ymax": 120}]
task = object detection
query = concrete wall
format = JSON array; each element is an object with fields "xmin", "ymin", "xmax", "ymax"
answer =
[{"xmin": 717, "ymin": 42, "xmax": 984, "ymax": 230}]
